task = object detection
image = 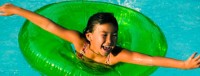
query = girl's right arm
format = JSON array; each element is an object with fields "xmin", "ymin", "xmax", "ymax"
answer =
[{"xmin": 0, "ymin": 3, "xmax": 83, "ymax": 45}]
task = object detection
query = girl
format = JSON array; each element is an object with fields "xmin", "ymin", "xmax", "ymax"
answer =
[{"xmin": 0, "ymin": 3, "xmax": 199, "ymax": 70}]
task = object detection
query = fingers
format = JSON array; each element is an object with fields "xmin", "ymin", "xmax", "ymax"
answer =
[
  {"xmin": 0, "ymin": 7, "xmax": 3, "ymax": 16},
  {"xmin": 0, "ymin": 3, "xmax": 15, "ymax": 16},
  {"xmin": 196, "ymin": 59, "xmax": 200, "ymax": 68},
  {"xmin": 185, "ymin": 52, "xmax": 200, "ymax": 69},
  {"xmin": 198, "ymin": 56, "xmax": 200, "ymax": 66},
  {"xmin": 0, "ymin": 12, "xmax": 8, "ymax": 16},
  {"xmin": 0, "ymin": 4, "xmax": 5, "ymax": 15},
  {"xmin": 188, "ymin": 52, "xmax": 197, "ymax": 60},
  {"xmin": 0, "ymin": 7, "xmax": 5, "ymax": 16},
  {"xmin": 193, "ymin": 54, "xmax": 200, "ymax": 68},
  {"xmin": 0, "ymin": 11, "xmax": 4, "ymax": 16},
  {"xmin": 196, "ymin": 56, "xmax": 200, "ymax": 67},
  {"xmin": 198, "ymin": 59, "xmax": 200, "ymax": 64},
  {"xmin": 194, "ymin": 55, "xmax": 200, "ymax": 61}
]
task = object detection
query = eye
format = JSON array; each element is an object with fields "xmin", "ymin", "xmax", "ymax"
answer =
[
  {"xmin": 113, "ymin": 33, "xmax": 117, "ymax": 36},
  {"xmin": 112, "ymin": 34, "xmax": 118, "ymax": 38},
  {"xmin": 113, "ymin": 34, "xmax": 117, "ymax": 36},
  {"xmin": 102, "ymin": 34, "xmax": 107, "ymax": 38}
]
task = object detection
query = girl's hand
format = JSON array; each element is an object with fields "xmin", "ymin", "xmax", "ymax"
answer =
[
  {"xmin": 0, "ymin": 3, "xmax": 19, "ymax": 16},
  {"xmin": 183, "ymin": 52, "xmax": 200, "ymax": 69}
]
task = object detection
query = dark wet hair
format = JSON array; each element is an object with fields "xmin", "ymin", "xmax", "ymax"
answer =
[{"xmin": 83, "ymin": 12, "xmax": 118, "ymax": 42}]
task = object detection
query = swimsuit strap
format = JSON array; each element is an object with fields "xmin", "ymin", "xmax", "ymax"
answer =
[
  {"xmin": 78, "ymin": 43, "xmax": 111, "ymax": 65},
  {"xmin": 77, "ymin": 43, "xmax": 88, "ymax": 59},
  {"xmin": 81, "ymin": 43, "xmax": 88, "ymax": 54},
  {"xmin": 105, "ymin": 54, "xmax": 111, "ymax": 65}
]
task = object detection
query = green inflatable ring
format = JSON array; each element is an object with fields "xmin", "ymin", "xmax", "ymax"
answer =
[{"xmin": 18, "ymin": 1, "xmax": 167, "ymax": 76}]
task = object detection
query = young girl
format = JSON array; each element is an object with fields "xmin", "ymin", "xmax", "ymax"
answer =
[{"xmin": 0, "ymin": 3, "xmax": 199, "ymax": 70}]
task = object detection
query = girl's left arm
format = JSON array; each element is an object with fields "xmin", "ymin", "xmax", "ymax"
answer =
[{"xmin": 117, "ymin": 49, "xmax": 200, "ymax": 69}]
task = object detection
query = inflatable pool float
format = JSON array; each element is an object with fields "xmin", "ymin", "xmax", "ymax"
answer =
[{"xmin": 18, "ymin": 1, "xmax": 167, "ymax": 76}]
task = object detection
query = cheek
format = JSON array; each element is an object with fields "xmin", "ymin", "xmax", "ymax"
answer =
[
  {"xmin": 92, "ymin": 36, "xmax": 104, "ymax": 46},
  {"xmin": 115, "ymin": 37, "xmax": 118, "ymax": 43},
  {"xmin": 113, "ymin": 39, "xmax": 117, "ymax": 44},
  {"xmin": 94, "ymin": 36, "xmax": 104, "ymax": 43},
  {"xmin": 112, "ymin": 37, "xmax": 117, "ymax": 43}
]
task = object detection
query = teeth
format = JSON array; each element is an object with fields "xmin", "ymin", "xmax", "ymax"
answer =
[{"xmin": 103, "ymin": 46, "xmax": 111, "ymax": 51}]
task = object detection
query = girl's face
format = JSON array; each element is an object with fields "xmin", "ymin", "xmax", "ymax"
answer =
[{"xmin": 86, "ymin": 23, "xmax": 118, "ymax": 56}]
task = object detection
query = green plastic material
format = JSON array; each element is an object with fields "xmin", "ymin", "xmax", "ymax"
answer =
[{"xmin": 18, "ymin": 1, "xmax": 167, "ymax": 76}]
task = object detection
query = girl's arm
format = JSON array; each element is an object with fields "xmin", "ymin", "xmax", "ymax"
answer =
[
  {"xmin": 0, "ymin": 3, "xmax": 82, "ymax": 44},
  {"xmin": 117, "ymin": 49, "xmax": 200, "ymax": 69}
]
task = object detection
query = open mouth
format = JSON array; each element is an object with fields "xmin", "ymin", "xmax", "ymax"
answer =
[{"xmin": 102, "ymin": 46, "xmax": 112, "ymax": 52}]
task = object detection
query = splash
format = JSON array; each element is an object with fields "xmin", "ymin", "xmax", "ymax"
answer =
[{"xmin": 117, "ymin": 0, "xmax": 141, "ymax": 11}]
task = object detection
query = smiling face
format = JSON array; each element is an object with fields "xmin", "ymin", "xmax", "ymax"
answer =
[
  {"xmin": 83, "ymin": 12, "xmax": 118, "ymax": 56},
  {"xmin": 86, "ymin": 23, "xmax": 118, "ymax": 56}
]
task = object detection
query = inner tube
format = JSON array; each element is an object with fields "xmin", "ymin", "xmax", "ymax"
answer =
[{"xmin": 18, "ymin": 1, "xmax": 167, "ymax": 76}]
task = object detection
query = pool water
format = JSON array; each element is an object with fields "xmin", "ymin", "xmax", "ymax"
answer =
[{"xmin": 0, "ymin": 0, "xmax": 199, "ymax": 76}]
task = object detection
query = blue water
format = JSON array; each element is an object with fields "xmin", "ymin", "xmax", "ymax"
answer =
[{"xmin": 0, "ymin": 0, "xmax": 199, "ymax": 76}]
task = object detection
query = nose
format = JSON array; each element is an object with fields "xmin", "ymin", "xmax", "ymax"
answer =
[{"xmin": 105, "ymin": 35, "xmax": 112, "ymax": 46}]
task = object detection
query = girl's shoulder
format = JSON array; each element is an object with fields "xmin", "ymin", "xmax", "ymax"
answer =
[
  {"xmin": 109, "ymin": 46, "xmax": 124, "ymax": 65},
  {"xmin": 111, "ymin": 46, "xmax": 123, "ymax": 56},
  {"xmin": 110, "ymin": 46, "xmax": 133, "ymax": 65},
  {"xmin": 73, "ymin": 37, "xmax": 87, "ymax": 53}
]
